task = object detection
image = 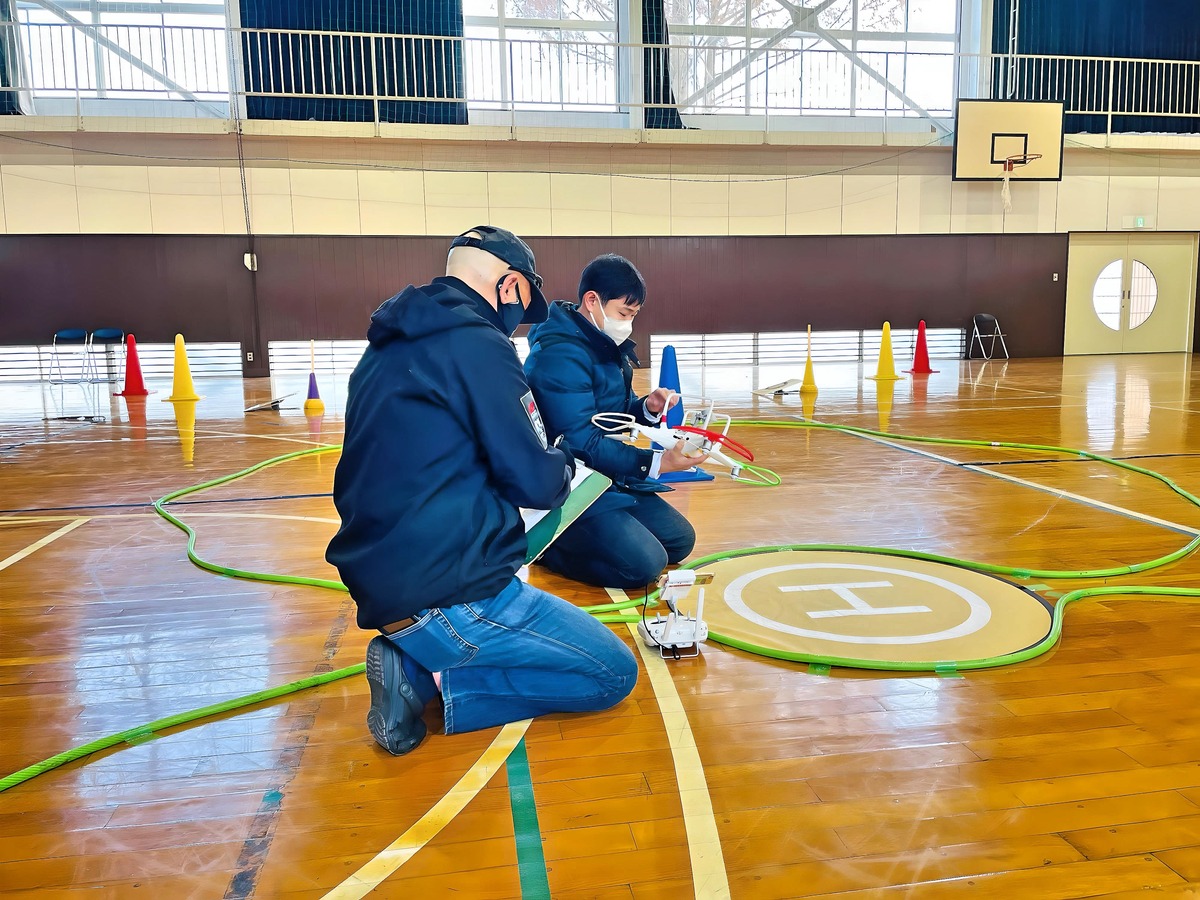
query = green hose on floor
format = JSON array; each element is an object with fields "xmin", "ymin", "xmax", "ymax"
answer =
[{"xmin": 6, "ymin": 417, "xmax": 1200, "ymax": 792}]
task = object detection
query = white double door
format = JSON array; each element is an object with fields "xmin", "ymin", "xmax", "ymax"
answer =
[{"xmin": 1064, "ymin": 233, "xmax": 1198, "ymax": 355}]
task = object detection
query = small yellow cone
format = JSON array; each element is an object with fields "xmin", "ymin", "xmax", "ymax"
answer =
[
  {"xmin": 800, "ymin": 324, "xmax": 818, "ymax": 394},
  {"xmin": 171, "ymin": 399, "xmax": 197, "ymax": 466},
  {"xmin": 799, "ymin": 353, "xmax": 818, "ymax": 395},
  {"xmin": 303, "ymin": 341, "xmax": 325, "ymax": 415},
  {"xmin": 875, "ymin": 379, "xmax": 895, "ymax": 432},
  {"xmin": 167, "ymin": 334, "xmax": 201, "ymax": 401},
  {"xmin": 303, "ymin": 372, "xmax": 325, "ymax": 415},
  {"xmin": 868, "ymin": 321, "xmax": 903, "ymax": 382}
]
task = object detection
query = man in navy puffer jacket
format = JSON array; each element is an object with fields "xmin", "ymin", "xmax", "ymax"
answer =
[
  {"xmin": 523, "ymin": 254, "xmax": 705, "ymax": 590},
  {"xmin": 327, "ymin": 228, "xmax": 638, "ymax": 756}
]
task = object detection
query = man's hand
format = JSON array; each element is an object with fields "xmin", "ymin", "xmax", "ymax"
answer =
[
  {"xmin": 646, "ymin": 388, "xmax": 679, "ymax": 416},
  {"xmin": 553, "ymin": 435, "xmax": 577, "ymax": 478},
  {"xmin": 659, "ymin": 439, "xmax": 709, "ymax": 475}
]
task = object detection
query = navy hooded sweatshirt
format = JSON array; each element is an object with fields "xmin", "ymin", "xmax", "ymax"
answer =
[
  {"xmin": 326, "ymin": 276, "xmax": 573, "ymax": 630},
  {"xmin": 523, "ymin": 300, "xmax": 668, "ymax": 517}
]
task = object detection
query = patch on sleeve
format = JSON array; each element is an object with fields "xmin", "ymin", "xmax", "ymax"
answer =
[{"xmin": 521, "ymin": 390, "xmax": 548, "ymax": 449}]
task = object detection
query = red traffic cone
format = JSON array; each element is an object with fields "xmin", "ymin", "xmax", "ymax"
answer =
[
  {"xmin": 116, "ymin": 333, "xmax": 151, "ymax": 396},
  {"xmin": 905, "ymin": 319, "xmax": 939, "ymax": 375}
]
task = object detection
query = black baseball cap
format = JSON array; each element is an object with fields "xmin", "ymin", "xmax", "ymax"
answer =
[{"xmin": 450, "ymin": 225, "xmax": 548, "ymax": 324}]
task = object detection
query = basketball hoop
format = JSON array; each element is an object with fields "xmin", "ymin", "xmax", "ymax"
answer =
[{"xmin": 1001, "ymin": 153, "xmax": 1042, "ymax": 212}]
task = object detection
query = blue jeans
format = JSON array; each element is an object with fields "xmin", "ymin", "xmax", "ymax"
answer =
[
  {"xmin": 539, "ymin": 491, "xmax": 696, "ymax": 589},
  {"xmin": 387, "ymin": 577, "xmax": 638, "ymax": 735}
]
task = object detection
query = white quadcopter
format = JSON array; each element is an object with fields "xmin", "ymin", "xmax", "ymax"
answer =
[
  {"xmin": 591, "ymin": 396, "xmax": 777, "ymax": 485},
  {"xmin": 637, "ymin": 569, "xmax": 713, "ymax": 659}
]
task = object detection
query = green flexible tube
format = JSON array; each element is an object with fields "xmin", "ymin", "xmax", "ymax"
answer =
[
  {"xmin": 723, "ymin": 418, "xmax": 1200, "ymax": 579},
  {"xmin": 0, "ymin": 664, "xmax": 364, "ymax": 793},
  {"xmin": 7, "ymin": 415, "xmax": 1200, "ymax": 794},
  {"xmin": 657, "ymin": 543, "xmax": 1200, "ymax": 670},
  {"xmin": 0, "ymin": 442, "xmax": 638, "ymax": 792},
  {"xmin": 154, "ymin": 445, "xmax": 349, "ymax": 592}
]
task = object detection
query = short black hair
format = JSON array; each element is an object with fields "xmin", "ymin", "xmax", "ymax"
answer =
[{"xmin": 578, "ymin": 254, "xmax": 646, "ymax": 307}]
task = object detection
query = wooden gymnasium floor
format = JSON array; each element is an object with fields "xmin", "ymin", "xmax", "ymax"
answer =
[{"xmin": 3, "ymin": 353, "xmax": 1200, "ymax": 899}]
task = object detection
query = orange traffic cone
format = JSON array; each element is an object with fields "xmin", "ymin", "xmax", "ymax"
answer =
[
  {"xmin": 116, "ymin": 333, "xmax": 151, "ymax": 397},
  {"xmin": 905, "ymin": 319, "xmax": 939, "ymax": 374}
]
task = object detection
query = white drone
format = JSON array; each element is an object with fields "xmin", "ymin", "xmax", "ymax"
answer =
[
  {"xmin": 637, "ymin": 569, "xmax": 713, "ymax": 659},
  {"xmin": 591, "ymin": 396, "xmax": 774, "ymax": 485}
]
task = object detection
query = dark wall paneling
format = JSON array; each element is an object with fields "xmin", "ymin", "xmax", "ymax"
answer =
[
  {"xmin": 3, "ymin": 233, "xmax": 1070, "ymax": 360},
  {"xmin": 0, "ymin": 235, "xmax": 255, "ymax": 345},
  {"xmin": 253, "ymin": 236, "xmax": 446, "ymax": 343}
]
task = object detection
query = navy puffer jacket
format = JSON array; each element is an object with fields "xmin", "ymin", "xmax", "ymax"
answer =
[
  {"xmin": 326, "ymin": 277, "xmax": 573, "ymax": 629},
  {"xmin": 524, "ymin": 300, "xmax": 668, "ymax": 515}
]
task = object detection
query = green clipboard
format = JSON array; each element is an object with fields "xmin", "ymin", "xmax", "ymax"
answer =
[{"xmin": 523, "ymin": 465, "xmax": 612, "ymax": 564}]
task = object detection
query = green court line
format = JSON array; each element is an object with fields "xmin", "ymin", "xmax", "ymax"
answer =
[{"xmin": 505, "ymin": 738, "xmax": 552, "ymax": 900}]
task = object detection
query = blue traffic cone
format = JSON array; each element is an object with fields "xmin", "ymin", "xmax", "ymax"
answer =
[{"xmin": 653, "ymin": 344, "xmax": 714, "ymax": 484}]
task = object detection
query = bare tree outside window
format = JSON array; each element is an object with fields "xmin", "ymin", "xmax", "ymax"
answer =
[{"xmin": 474, "ymin": 0, "xmax": 952, "ymax": 118}]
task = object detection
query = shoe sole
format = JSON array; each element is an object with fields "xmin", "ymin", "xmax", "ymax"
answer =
[{"xmin": 365, "ymin": 636, "xmax": 427, "ymax": 756}]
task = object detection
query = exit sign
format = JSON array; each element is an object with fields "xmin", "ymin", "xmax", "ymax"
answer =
[{"xmin": 1122, "ymin": 215, "xmax": 1155, "ymax": 229}]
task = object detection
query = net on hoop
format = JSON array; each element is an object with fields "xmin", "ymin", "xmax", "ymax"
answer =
[{"xmin": 1001, "ymin": 153, "xmax": 1043, "ymax": 212}]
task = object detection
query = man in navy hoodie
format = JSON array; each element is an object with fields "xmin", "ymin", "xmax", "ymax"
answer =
[
  {"xmin": 326, "ymin": 227, "xmax": 638, "ymax": 756},
  {"xmin": 523, "ymin": 254, "xmax": 705, "ymax": 589}
]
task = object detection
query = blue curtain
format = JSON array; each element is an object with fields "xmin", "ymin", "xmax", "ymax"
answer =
[
  {"xmin": 239, "ymin": 1, "xmax": 467, "ymax": 124},
  {"xmin": 643, "ymin": 0, "xmax": 684, "ymax": 129},
  {"xmin": 992, "ymin": 0, "xmax": 1200, "ymax": 134}
]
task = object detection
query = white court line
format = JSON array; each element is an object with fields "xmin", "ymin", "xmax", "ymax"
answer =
[
  {"xmin": 1, "ymin": 432, "xmax": 338, "ymax": 449},
  {"xmin": 0, "ymin": 518, "xmax": 90, "ymax": 572},
  {"xmin": 1, "ymin": 512, "xmax": 340, "ymax": 525},
  {"xmin": 189, "ymin": 428, "xmax": 340, "ymax": 447},
  {"xmin": 607, "ymin": 587, "xmax": 731, "ymax": 900},
  {"xmin": 842, "ymin": 428, "xmax": 1200, "ymax": 537}
]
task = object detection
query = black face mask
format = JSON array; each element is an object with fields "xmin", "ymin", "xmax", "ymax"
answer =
[{"xmin": 496, "ymin": 275, "xmax": 525, "ymax": 337}]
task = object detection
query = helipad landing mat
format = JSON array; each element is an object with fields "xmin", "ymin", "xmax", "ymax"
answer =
[{"xmin": 692, "ymin": 549, "xmax": 1054, "ymax": 668}]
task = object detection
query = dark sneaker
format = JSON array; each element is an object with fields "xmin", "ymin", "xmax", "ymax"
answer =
[{"xmin": 365, "ymin": 636, "xmax": 427, "ymax": 755}]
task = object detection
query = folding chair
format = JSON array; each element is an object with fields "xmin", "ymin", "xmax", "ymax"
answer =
[
  {"xmin": 48, "ymin": 329, "xmax": 93, "ymax": 384},
  {"xmin": 968, "ymin": 313, "xmax": 1009, "ymax": 360},
  {"xmin": 88, "ymin": 328, "xmax": 126, "ymax": 385}
]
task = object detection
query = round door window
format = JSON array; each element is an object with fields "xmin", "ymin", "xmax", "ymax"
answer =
[
  {"xmin": 1127, "ymin": 260, "xmax": 1158, "ymax": 329},
  {"xmin": 1092, "ymin": 259, "xmax": 1158, "ymax": 331},
  {"xmin": 1092, "ymin": 260, "xmax": 1123, "ymax": 331}
]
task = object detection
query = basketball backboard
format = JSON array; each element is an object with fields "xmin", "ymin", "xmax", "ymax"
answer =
[{"xmin": 952, "ymin": 99, "xmax": 1065, "ymax": 181}]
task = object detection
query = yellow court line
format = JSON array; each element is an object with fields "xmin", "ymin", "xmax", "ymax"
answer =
[
  {"xmin": 0, "ymin": 518, "xmax": 89, "ymax": 572},
  {"xmin": 320, "ymin": 719, "xmax": 532, "ymax": 900},
  {"xmin": 611, "ymin": 589, "xmax": 731, "ymax": 900}
]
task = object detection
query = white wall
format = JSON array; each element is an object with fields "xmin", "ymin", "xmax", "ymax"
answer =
[{"xmin": 0, "ymin": 121, "xmax": 1197, "ymax": 237}]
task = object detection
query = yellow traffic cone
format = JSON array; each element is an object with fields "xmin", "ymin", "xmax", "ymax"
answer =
[
  {"xmin": 800, "ymin": 324, "xmax": 818, "ymax": 394},
  {"xmin": 166, "ymin": 334, "xmax": 201, "ymax": 401},
  {"xmin": 868, "ymin": 321, "xmax": 903, "ymax": 382}
]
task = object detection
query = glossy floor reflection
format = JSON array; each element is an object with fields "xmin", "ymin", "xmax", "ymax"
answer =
[{"xmin": 3, "ymin": 354, "xmax": 1200, "ymax": 898}]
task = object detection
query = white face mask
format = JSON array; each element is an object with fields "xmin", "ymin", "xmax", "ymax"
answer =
[{"xmin": 592, "ymin": 300, "xmax": 634, "ymax": 344}]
